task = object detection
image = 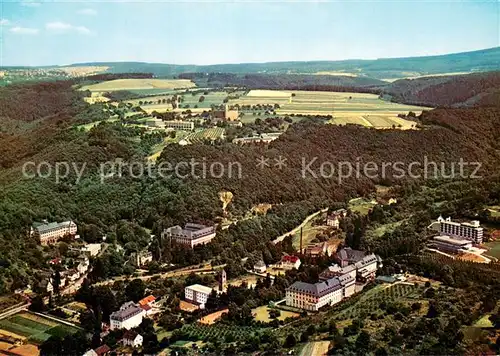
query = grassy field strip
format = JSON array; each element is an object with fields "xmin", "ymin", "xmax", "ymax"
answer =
[
  {"xmin": 0, "ymin": 312, "xmax": 79, "ymax": 345},
  {"xmin": 81, "ymin": 79, "xmax": 196, "ymax": 92}
]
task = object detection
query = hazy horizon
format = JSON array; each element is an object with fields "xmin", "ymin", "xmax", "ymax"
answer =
[{"xmin": 1, "ymin": 0, "xmax": 499, "ymax": 67}]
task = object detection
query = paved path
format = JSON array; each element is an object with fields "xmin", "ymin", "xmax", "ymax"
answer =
[
  {"xmin": 95, "ymin": 264, "xmax": 226, "ymax": 286},
  {"xmin": 272, "ymin": 208, "xmax": 328, "ymax": 244}
]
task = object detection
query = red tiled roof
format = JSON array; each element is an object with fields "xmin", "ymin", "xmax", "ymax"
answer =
[
  {"xmin": 138, "ymin": 295, "xmax": 156, "ymax": 306},
  {"xmin": 94, "ymin": 345, "xmax": 111, "ymax": 356},
  {"xmin": 282, "ymin": 255, "xmax": 299, "ymax": 263},
  {"xmin": 140, "ymin": 304, "xmax": 152, "ymax": 311}
]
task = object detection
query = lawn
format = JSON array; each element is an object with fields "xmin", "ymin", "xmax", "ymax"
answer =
[
  {"xmin": 0, "ymin": 312, "xmax": 79, "ymax": 345},
  {"xmin": 252, "ymin": 306, "xmax": 300, "ymax": 323},
  {"xmin": 484, "ymin": 241, "xmax": 500, "ymax": 259},
  {"xmin": 349, "ymin": 197, "xmax": 378, "ymax": 215}
]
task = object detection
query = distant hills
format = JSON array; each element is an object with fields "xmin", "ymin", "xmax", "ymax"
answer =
[{"xmin": 68, "ymin": 47, "xmax": 500, "ymax": 80}]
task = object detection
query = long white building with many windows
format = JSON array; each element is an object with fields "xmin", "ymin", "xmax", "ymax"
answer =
[
  {"xmin": 162, "ymin": 223, "xmax": 216, "ymax": 248},
  {"xmin": 437, "ymin": 216, "xmax": 483, "ymax": 244},
  {"xmin": 31, "ymin": 220, "xmax": 77, "ymax": 246}
]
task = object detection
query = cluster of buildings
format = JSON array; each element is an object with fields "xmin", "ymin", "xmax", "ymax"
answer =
[
  {"xmin": 109, "ymin": 295, "xmax": 158, "ymax": 330},
  {"xmin": 31, "ymin": 220, "xmax": 78, "ymax": 246},
  {"xmin": 161, "ymin": 223, "xmax": 216, "ymax": 249},
  {"xmin": 232, "ymin": 132, "xmax": 282, "ymax": 145},
  {"xmin": 285, "ymin": 248, "xmax": 382, "ymax": 311},
  {"xmin": 429, "ymin": 216, "xmax": 484, "ymax": 253}
]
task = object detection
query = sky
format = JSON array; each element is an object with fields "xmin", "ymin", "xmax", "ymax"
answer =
[{"xmin": 0, "ymin": 0, "xmax": 499, "ymax": 66}]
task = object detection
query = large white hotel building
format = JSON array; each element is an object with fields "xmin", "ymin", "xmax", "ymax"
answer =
[{"xmin": 437, "ymin": 216, "xmax": 483, "ymax": 244}]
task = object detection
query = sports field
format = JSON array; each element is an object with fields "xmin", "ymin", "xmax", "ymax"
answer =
[
  {"xmin": 0, "ymin": 312, "xmax": 79, "ymax": 344},
  {"xmin": 230, "ymin": 90, "xmax": 429, "ymax": 129},
  {"xmin": 81, "ymin": 78, "xmax": 196, "ymax": 92}
]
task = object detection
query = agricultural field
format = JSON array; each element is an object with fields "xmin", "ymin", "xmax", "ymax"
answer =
[
  {"xmin": 252, "ymin": 306, "xmax": 300, "ymax": 323},
  {"xmin": 299, "ymin": 341, "xmax": 331, "ymax": 356},
  {"xmin": 185, "ymin": 127, "xmax": 225, "ymax": 144},
  {"xmin": 80, "ymin": 78, "xmax": 196, "ymax": 92},
  {"xmin": 330, "ymin": 283, "xmax": 419, "ymax": 323},
  {"xmin": 0, "ymin": 312, "xmax": 79, "ymax": 344},
  {"xmin": 180, "ymin": 323, "xmax": 265, "ymax": 342},
  {"xmin": 230, "ymin": 90, "xmax": 428, "ymax": 129}
]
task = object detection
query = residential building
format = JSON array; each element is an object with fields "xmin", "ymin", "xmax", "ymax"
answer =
[
  {"xmin": 138, "ymin": 295, "xmax": 157, "ymax": 316},
  {"xmin": 162, "ymin": 223, "xmax": 216, "ymax": 248},
  {"xmin": 304, "ymin": 240, "xmax": 337, "ymax": 258},
  {"xmin": 130, "ymin": 250, "xmax": 153, "ymax": 267},
  {"xmin": 437, "ymin": 216, "xmax": 484, "ymax": 244},
  {"xmin": 286, "ymin": 277, "xmax": 344, "ymax": 311},
  {"xmin": 254, "ymin": 260, "xmax": 267, "ymax": 274},
  {"xmin": 121, "ymin": 331, "xmax": 143, "ymax": 348},
  {"xmin": 31, "ymin": 220, "xmax": 77, "ymax": 245},
  {"xmin": 277, "ymin": 255, "xmax": 301, "ymax": 270},
  {"xmin": 429, "ymin": 235, "xmax": 473, "ymax": 253},
  {"xmin": 109, "ymin": 302, "xmax": 144, "ymax": 330},
  {"xmin": 94, "ymin": 345, "xmax": 111, "ymax": 356},
  {"xmin": 326, "ymin": 209, "xmax": 346, "ymax": 228},
  {"xmin": 319, "ymin": 264, "xmax": 357, "ymax": 297},
  {"xmin": 326, "ymin": 214, "xmax": 340, "ymax": 229},
  {"xmin": 185, "ymin": 284, "xmax": 212, "ymax": 309},
  {"xmin": 80, "ymin": 243, "xmax": 102, "ymax": 257}
]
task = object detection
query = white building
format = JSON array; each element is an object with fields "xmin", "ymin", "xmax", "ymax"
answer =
[
  {"xmin": 286, "ymin": 277, "xmax": 344, "ymax": 311},
  {"xmin": 437, "ymin": 216, "xmax": 483, "ymax": 244},
  {"xmin": 110, "ymin": 302, "xmax": 145, "ymax": 330},
  {"xmin": 254, "ymin": 260, "xmax": 267, "ymax": 274},
  {"xmin": 121, "ymin": 331, "xmax": 143, "ymax": 348},
  {"xmin": 185, "ymin": 284, "xmax": 212, "ymax": 309},
  {"xmin": 31, "ymin": 220, "xmax": 77, "ymax": 246},
  {"xmin": 81, "ymin": 243, "xmax": 102, "ymax": 257},
  {"xmin": 277, "ymin": 255, "xmax": 301, "ymax": 270},
  {"xmin": 354, "ymin": 254, "xmax": 380, "ymax": 281},
  {"xmin": 162, "ymin": 223, "xmax": 216, "ymax": 248}
]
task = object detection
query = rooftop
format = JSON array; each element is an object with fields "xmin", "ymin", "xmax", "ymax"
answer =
[
  {"xmin": 433, "ymin": 235, "xmax": 472, "ymax": 246},
  {"xmin": 186, "ymin": 284, "xmax": 212, "ymax": 295},
  {"xmin": 34, "ymin": 221, "xmax": 74, "ymax": 233},
  {"xmin": 287, "ymin": 277, "xmax": 342, "ymax": 298}
]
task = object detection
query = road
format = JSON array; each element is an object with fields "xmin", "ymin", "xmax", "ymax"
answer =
[
  {"xmin": 272, "ymin": 208, "xmax": 328, "ymax": 244},
  {"xmin": 94, "ymin": 264, "xmax": 226, "ymax": 286}
]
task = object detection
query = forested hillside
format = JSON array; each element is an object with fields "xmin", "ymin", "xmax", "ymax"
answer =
[{"xmin": 384, "ymin": 71, "xmax": 500, "ymax": 107}]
